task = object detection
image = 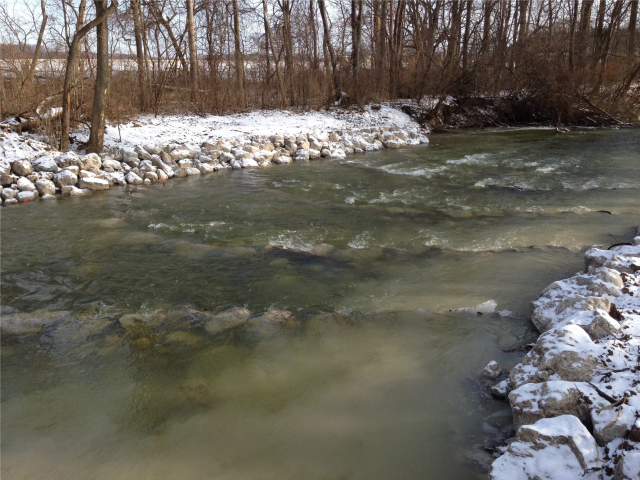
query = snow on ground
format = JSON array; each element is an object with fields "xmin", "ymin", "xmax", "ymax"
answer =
[{"xmin": 75, "ymin": 105, "xmax": 416, "ymax": 148}]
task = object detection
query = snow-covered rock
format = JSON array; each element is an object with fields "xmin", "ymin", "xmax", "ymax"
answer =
[
  {"xmin": 509, "ymin": 325, "xmax": 600, "ymax": 389},
  {"xmin": 16, "ymin": 190, "xmax": 38, "ymax": 202},
  {"xmin": 482, "ymin": 360, "xmax": 502, "ymax": 378},
  {"xmin": 555, "ymin": 309, "xmax": 622, "ymax": 340},
  {"xmin": 78, "ymin": 177, "xmax": 109, "ymax": 191},
  {"xmin": 125, "ymin": 172, "xmax": 143, "ymax": 185},
  {"xmin": 32, "ymin": 155, "xmax": 59, "ymax": 172},
  {"xmin": 508, "ymin": 381, "xmax": 590, "ymax": 430},
  {"xmin": 16, "ymin": 177, "xmax": 36, "ymax": 191},
  {"xmin": 53, "ymin": 170, "xmax": 78, "ymax": 188},
  {"xmin": 34, "ymin": 179, "xmax": 56, "ymax": 196},
  {"xmin": 490, "ymin": 416, "xmax": 600, "ymax": 480},
  {"xmin": 102, "ymin": 159, "xmax": 122, "ymax": 171},
  {"xmin": 531, "ymin": 268, "xmax": 622, "ymax": 333},
  {"xmin": 12, "ymin": 159, "xmax": 33, "ymax": 176},
  {"xmin": 61, "ymin": 186, "xmax": 90, "ymax": 196}
]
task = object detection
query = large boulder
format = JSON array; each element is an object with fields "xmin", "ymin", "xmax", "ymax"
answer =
[
  {"xmin": 490, "ymin": 415, "xmax": 600, "ymax": 480},
  {"xmin": 0, "ymin": 159, "xmax": 10, "ymax": 176},
  {"xmin": 143, "ymin": 144, "xmax": 162, "ymax": 155},
  {"xmin": 104, "ymin": 171, "xmax": 126, "ymax": 186},
  {"xmin": 555, "ymin": 309, "xmax": 622, "ymax": 341},
  {"xmin": 585, "ymin": 245, "xmax": 640, "ymax": 274},
  {"xmin": 532, "ymin": 271, "xmax": 615, "ymax": 332},
  {"xmin": 78, "ymin": 177, "xmax": 109, "ymax": 191},
  {"xmin": 79, "ymin": 153, "xmax": 102, "ymax": 170},
  {"xmin": 1, "ymin": 188, "xmax": 16, "ymax": 200},
  {"xmin": 53, "ymin": 170, "xmax": 78, "ymax": 188},
  {"xmin": 510, "ymin": 325, "xmax": 601, "ymax": 389},
  {"xmin": 55, "ymin": 152, "xmax": 82, "ymax": 168},
  {"xmin": 508, "ymin": 381, "xmax": 590, "ymax": 430},
  {"xmin": 16, "ymin": 177, "xmax": 36, "ymax": 191},
  {"xmin": 32, "ymin": 155, "xmax": 59, "ymax": 173},
  {"xmin": 102, "ymin": 159, "xmax": 122, "ymax": 171},
  {"xmin": 125, "ymin": 172, "xmax": 143, "ymax": 185},
  {"xmin": 175, "ymin": 167, "xmax": 201, "ymax": 177},
  {"xmin": 34, "ymin": 179, "xmax": 56, "ymax": 196},
  {"xmin": 0, "ymin": 160, "xmax": 14, "ymax": 187},
  {"xmin": 11, "ymin": 159, "xmax": 33, "ymax": 176},
  {"xmin": 16, "ymin": 190, "xmax": 38, "ymax": 202}
]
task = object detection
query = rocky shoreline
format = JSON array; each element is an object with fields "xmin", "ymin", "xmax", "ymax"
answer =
[
  {"xmin": 486, "ymin": 228, "xmax": 640, "ymax": 480},
  {"xmin": 0, "ymin": 124, "xmax": 428, "ymax": 205}
]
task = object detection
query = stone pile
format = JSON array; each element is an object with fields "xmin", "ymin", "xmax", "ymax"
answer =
[
  {"xmin": 488, "ymin": 228, "xmax": 640, "ymax": 480},
  {"xmin": 0, "ymin": 126, "xmax": 429, "ymax": 205}
]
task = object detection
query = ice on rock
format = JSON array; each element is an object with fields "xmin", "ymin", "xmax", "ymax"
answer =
[{"xmin": 451, "ymin": 299, "xmax": 497, "ymax": 314}]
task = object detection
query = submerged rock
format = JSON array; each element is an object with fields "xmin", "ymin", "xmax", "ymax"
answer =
[
  {"xmin": 245, "ymin": 310, "xmax": 299, "ymax": 339},
  {"xmin": 1, "ymin": 309, "xmax": 70, "ymax": 335},
  {"xmin": 204, "ymin": 307, "xmax": 250, "ymax": 335},
  {"xmin": 119, "ymin": 312, "xmax": 166, "ymax": 333},
  {"xmin": 48, "ymin": 315, "xmax": 112, "ymax": 344}
]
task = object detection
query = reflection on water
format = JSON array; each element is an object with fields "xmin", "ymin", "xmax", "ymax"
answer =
[{"xmin": 2, "ymin": 129, "xmax": 639, "ymax": 479}]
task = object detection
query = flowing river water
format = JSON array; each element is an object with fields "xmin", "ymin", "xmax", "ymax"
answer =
[{"xmin": 2, "ymin": 128, "xmax": 639, "ymax": 479}]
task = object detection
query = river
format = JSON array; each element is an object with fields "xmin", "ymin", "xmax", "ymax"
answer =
[{"xmin": 2, "ymin": 128, "xmax": 639, "ymax": 479}]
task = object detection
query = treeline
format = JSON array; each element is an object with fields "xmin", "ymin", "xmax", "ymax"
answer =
[{"xmin": 0, "ymin": 1, "xmax": 639, "ymax": 151}]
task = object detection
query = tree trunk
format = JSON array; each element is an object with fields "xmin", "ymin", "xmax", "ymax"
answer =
[
  {"xmin": 280, "ymin": 0, "xmax": 294, "ymax": 105},
  {"xmin": 232, "ymin": 0, "xmax": 246, "ymax": 107},
  {"xmin": 593, "ymin": 0, "xmax": 606, "ymax": 65},
  {"xmin": 351, "ymin": 0, "xmax": 364, "ymax": 76},
  {"xmin": 568, "ymin": 0, "xmax": 578, "ymax": 71},
  {"xmin": 131, "ymin": 0, "xmax": 147, "ymax": 110},
  {"xmin": 576, "ymin": 0, "xmax": 593, "ymax": 68},
  {"xmin": 319, "ymin": 0, "xmax": 338, "ymax": 92},
  {"xmin": 388, "ymin": 0, "xmax": 406, "ymax": 98},
  {"xmin": 482, "ymin": 0, "xmax": 493, "ymax": 54},
  {"xmin": 61, "ymin": 0, "xmax": 118, "ymax": 152},
  {"xmin": 186, "ymin": 0, "xmax": 198, "ymax": 103},
  {"xmin": 462, "ymin": 0, "xmax": 472, "ymax": 70},
  {"xmin": 87, "ymin": 0, "xmax": 109, "ymax": 153},
  {"xmin": 27, "ymin": 0, "xmax": 48, "ymax": 84},
  {"xmin": 629, "ymin": 0, "xmax": 638, "ymax": 56},
  {"xmin": 309, "ymin": 0, "xmax": 319, "ymax": 70},
  {"xmin": 263, "ymin": 0, "xmax": 285, "ymax": 106}
]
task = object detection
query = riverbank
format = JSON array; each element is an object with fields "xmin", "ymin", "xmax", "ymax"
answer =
[
  {"xmin": 0, "ymin": 105, "xmax": 428, "ymax": 205},
  {"xmin": 488, "ymin": 229, "xmax": 640, "ymax": 480}
]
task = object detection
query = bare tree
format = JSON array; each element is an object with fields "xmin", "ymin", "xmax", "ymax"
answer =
[{"xmin": 60, "ymin": 0, "xmax": 119, "ymax": 151}]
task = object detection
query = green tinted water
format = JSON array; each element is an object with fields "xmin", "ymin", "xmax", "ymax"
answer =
[{"xmin": 2, "ymin": 129, "xmax": 639, "ymax": 479}]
